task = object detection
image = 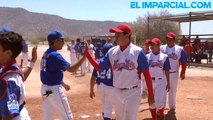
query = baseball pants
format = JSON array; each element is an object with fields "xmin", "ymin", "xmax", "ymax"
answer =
[
  {"xmin": 70, "ymin": 53, "xmax": 77, "ymax": 65},
  {"xmin": 152, "ymin": 78, "xmax": 167, "ymax": 110},
  {"xmin": 112, "ymin": 86, "xmax": 141, "ymax": 120},
  {"xmin": 167, "ymin": 72, "xmax": 179, "ymax": 109},
  {"xmin": 97, "ymin": 83, "xmax": 113, "ymax": 119},
  {"xmin": 41, "ymin": 84, "xmax": 73, "ymax": 120}
]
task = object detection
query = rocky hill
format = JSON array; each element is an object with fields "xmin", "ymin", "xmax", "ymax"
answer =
[{"xmin": 0, "ymin": 7, "xmax": 121, "ymax": 38}]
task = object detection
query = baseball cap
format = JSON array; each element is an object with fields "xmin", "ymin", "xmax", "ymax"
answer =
[
  {"xmin": 47, "ymin": 30, "xmax": 64, "ymax": 43},
  {"xmin": 109, "ymin": 24, "xmax": 132, "ymax": 34},
  {"xmin": 145, "ymin": 39, "xmax": 151, "ymax": 45},
  {"xmin": 101, "ymin": 44, "xmax": 113, "ymax": 56},
  {"xmin": 166, "ymin": 32, "xmax": 176, "ymax": 40},
  {"xmin": 107, "ymin": 37, "xmax": 112, "ymax": 41},
  {"xmin": 0, "ymin": 28, "xmax": 13, "ymax": 33},
  {"xmin": 149, "ymin": 38, "xmax": 161, "ymax": 45}
]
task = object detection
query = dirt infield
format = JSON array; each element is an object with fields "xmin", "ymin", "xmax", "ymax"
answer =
[{"xmin": 19, "ymin": 45, "xmax": 213, "ymax": 120}]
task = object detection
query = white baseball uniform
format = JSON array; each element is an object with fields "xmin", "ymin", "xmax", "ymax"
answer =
[
  {"xmin": 160, "ymin": 44, "xmax": 187, "ymax": 109},
  {"xmin": 86, "ymin": 43, "xmax": 95, "ymax": 72},
  {"xmin": 98, "ymin": 43, "xmax": 151, "ymax": 120},
  {"xmin": 146, "ymin": 52, "xmax": 170, "ymax": 110},
  {"xmin": 68, "ymin": 44, "xmax": 77, "ymax": 65}
]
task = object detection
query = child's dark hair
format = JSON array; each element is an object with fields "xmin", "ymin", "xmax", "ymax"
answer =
[{"xmin": 0, "ymin": 32, "xmax": 23, "ymax": 59}]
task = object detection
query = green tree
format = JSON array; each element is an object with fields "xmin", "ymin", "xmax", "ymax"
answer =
[{"xmin": 131, "ymin": 10, "xmax": 179, "ymax": 45}]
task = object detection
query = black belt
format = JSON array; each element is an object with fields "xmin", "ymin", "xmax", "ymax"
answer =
[
  {"xmin": 152, "ymin": 77, "xmax": 162, "ymax": 80},
  {"xmin": 119, "ymin": 85, "xmax": 138, "ymax": 90}
]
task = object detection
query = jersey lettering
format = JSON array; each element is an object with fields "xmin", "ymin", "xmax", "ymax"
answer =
[
  {"xmin": 97, "ymin": 69, "xmax": 112, "ymax": 79},
  {"xmin": 113, "ymin": 59, "xmax": 135, "ymax": 71}
]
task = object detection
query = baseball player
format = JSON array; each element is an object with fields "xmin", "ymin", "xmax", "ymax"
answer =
[
  {"xmin": 90, "ymin": 44, "xmax": 113, "ymax": 120},
  {"xmin": 40, "ymin": 30, "xmax": 86, "ymax": 120},
  {"xmin": 80, "ymin": 42, "xmax": 87, "ymax": 76},
  {"xmin": 86, "ymin": 39, "xmax": 95, "ymax": 72},
  {"xmin": 0, "ymin": 28, "xmax": 38, "ymax": 80},
  {"xmin": 144, "ymin": 39, "xmax": 151, "ymax": 54},
  {"xmin": 106, "ymin": 37, "xmax": 113, "ymax": 46},
  {"xmin": 141, "ymin": 39, "xmax": 151, "ymax": 98},
  {"xmin": 0, "ymin": 32, "xmax": 31, "ymax": 120},
  {"xmin": 85, "ymin": 24, "xmax": 155, "ymax": 120},
  {"xmin": 95, "ymin": 42, "xmax": 104, "ymax": 59},
  {"xmin": 20, "ymin": 40, "xmax": 29, "ymax": 68},
  {"xmin": 147, "ymin": 38, "xmax": 170, "ymax": 120},
  {"xmin": 160, "ymin": 32, "xmax": 187, "ymax": 114},
  {"xmin": 67, "ymin": 39, "xmax": 77, "ymax": 65}
]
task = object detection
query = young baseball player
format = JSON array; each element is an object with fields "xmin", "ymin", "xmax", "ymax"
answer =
[
  {"xmin": 86, "ymin": 39, "xmax": 95, "ymax": 72},
  {"xmin": 0, "ymin": 31, "xmax": 31, "ymax": 120},
  {"xmin": 160, "ymin": 32, "xmax": 187, "ymax": 114},
  {"xmin": 79, "ymin": 42, "xmax": 87, "ymax": 76},
  {"xmin": 20, "ymin": 40, "xmax": 29, "ymax": 68},
  {"xmin": 95, "ymin": 42, "xmax": 103, "ymax": 59},
  {"xmin": 85, "ymin": 24, "xmax": 155, "ymax": 120},
  {"xmin": 90, "ymin": 43, "xmax": 113, "ymax": 120},
  {"xmin": 40, "ymin": 30, "xmax": 86, "ymax": 120},
  {"xmin": 148, "ymin": 38, "xmax": 170, "ymax": 120},
  {"xmin": 67, "ymin": 39, "xmax": 77, "ymax": 65},
  {"xmin": 141, "ymin": 39, "xmax": 151, "ymax": 98},
  {"xmin": 0, "ymin": 28, "xmax": 38, "ymax": 80}
]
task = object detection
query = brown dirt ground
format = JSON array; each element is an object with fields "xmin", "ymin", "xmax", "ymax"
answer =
[{"xmin": 17, "ymin": 45, "xmax": 213, "ymax": 120}]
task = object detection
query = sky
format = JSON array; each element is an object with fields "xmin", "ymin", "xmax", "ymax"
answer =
[{"xmin": 1, "ymin": 0, "xmax": 213, "ymax": 36}]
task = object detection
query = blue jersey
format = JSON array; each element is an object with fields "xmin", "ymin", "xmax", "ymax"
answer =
[
  {"xmin": 74, "ymin": 43, "xmax": 82, "ymax": 54},
  {"xmin": 0, "ymin": 64, "xmax": 25, "ymax": 119},
  {"xmin": 95, "ymin": 48, "xmax": 103, "ymax": 59},
  {"xmin": 40, "ymin": 48, "xmax": 70, "ymax": 86},
  {"xmin": 92, "ymin": 58, "xmax": 113, "ymax": 86}
]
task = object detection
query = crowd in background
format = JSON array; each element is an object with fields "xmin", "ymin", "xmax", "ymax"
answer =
[{"xmin": 179, "ymin": 35, "xmax": 213, "ymax": 63}]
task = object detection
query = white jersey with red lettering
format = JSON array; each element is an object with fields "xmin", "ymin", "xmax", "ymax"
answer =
[
  {"xmin": 99, "ymin": 43, "xmax": 149, "ymax": 120},
  {"xmin": 146, "ymin": 52, "xmax": 170, "ymax": 110},
  {"xmin": 107, "ymin": 44, "xmax": 145, "ymax": 88},
  {"xmin": 160, "ymin": 45, "xmax": 183, "ymax": 72},
  {"xmin": 147, "ymin": 52, "xmax": 169, "ymax": 78},
  {"xmin": 160, "ymin": 44, "xmax": 187, "ymax": 110}
]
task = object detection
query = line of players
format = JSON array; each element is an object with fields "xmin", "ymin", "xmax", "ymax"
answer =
[
  {"xmin": 66, "ymin": 37, "xmax": 114, "ymax": 76},
  {"xmin": 85, "ymin": 26, "xmax": 187, "ymax": 120},
  {"xmin": 0, "ymin": 24, "xmax": 187, "ymax": 120}
]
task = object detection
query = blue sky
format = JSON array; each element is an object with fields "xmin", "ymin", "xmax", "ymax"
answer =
[{"xmin": 1, "ymin": 0, "xmax": 213, "ymax": 35}]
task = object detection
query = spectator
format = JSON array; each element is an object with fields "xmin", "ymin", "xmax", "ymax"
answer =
[
  {"xmin": 184, "ymin": 41, "xmax": 194, "ymax": 62},
  {"xmin": 209, "ymin": 43, "xmax": 213, "ymax": 63}
]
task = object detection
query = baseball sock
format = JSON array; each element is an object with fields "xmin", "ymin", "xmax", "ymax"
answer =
[
  {"xmin": 159, "ymin": 108, "xmax": 164, "ymax": 117},
  {"xmin": 150, "ymin": 109, "xmax": 156, "ymax": 120}
]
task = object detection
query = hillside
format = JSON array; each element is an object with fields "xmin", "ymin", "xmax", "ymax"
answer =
[{"xmin": 0, "ymin": 7, "xmax": 121, "ymax": 38}]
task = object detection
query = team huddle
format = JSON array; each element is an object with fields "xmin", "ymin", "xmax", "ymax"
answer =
[{"xmin": 0, "ymin": 24, "xmax": 187, "ymax": 120}]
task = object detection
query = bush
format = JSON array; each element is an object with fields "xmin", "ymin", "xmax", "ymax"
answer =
[{"xmin": 29, "ymin": 36, "xmax": 46, "ymax": 45}]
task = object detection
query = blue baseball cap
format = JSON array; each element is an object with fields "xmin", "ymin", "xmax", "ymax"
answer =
[
  {"xmin": 47, "ymin": 30, "xmax": 64, "ymax": 43},
  {"xmin": 0, "ymin": 28, "xmax": 13, "ymax": 33},
  {"xmin": 101, "ymin": 44, "xmax": 113, "ymax": 56}
]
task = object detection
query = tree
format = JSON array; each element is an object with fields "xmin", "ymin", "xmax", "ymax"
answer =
[{"xmin": 131, "ymin": 10, "xmax": 179, "ymax": 45}]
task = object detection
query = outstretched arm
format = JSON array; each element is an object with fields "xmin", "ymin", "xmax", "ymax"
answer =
[
  {"xmin": 66, "ymin": 55, "xmax": 86, "ymax": 72},
  {"xmin": 22, "ymin": 46, "xmax": 37, "ymax": 81}
]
